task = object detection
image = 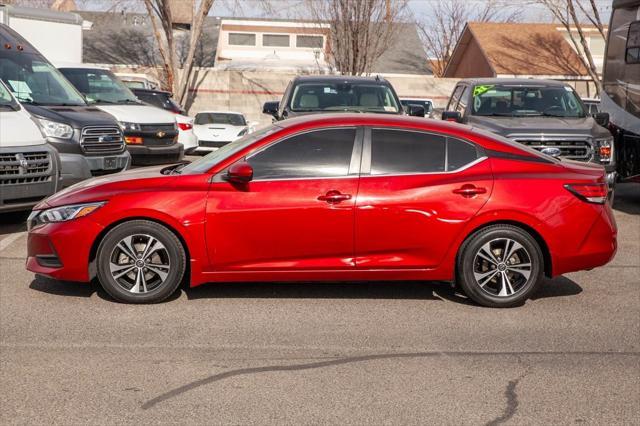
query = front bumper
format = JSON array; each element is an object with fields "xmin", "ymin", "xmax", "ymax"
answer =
[
  {"xmin": 59, "ymin": 151, "xmax": 131, "ymax": 188},
  {"xmin": 194, "ymin": 140, "xmax": 232, "ymax": 153},
  {"xmin": 126, "ymin": 143, "xmax": 184, "ymax": 164}
]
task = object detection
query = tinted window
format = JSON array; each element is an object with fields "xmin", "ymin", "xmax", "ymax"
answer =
[
  {"xmin": 248, "ymin": 128, "xmax": 356, "ymax": 180},
  {"xmin": 455, "ymin": 87, "xmax": 468, "ymax": 114},
  {"xmin": 370, "ymin": 129, "xmax": 445, "ymax": 175},
  {"xmin": 447, "ymin": 85, "xmax": 464, "ymax": 111},
  {"xmin": 447, "ymin": 138, "xmax": 478, "ymax": 171},
  {"xmin": 626, "ymin": 21, "xmax": 640, "ymax": 64},
  {"xmin": 195, "ymin": 113, "xmax": 246, "ymax": 126}
]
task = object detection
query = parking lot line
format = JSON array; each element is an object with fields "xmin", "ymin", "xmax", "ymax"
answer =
[{"xmin": 0, "ymin": 232, "xmax": 26, "ymax": 253}]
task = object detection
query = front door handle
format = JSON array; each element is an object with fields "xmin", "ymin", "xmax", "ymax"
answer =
[
  {"xmin": 453, "ymin": 184, "xmax": 487, "ymax": 198},
  {"xmin": 318, "ymin": 190, "xmax": 352, "ymax": 204}
]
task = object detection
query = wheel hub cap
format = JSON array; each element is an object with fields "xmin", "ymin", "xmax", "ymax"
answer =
[{"xmin": 472, "ymin": 237, "xmax": 533, "ymax": 298}]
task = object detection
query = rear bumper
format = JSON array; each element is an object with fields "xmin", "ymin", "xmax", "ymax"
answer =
[{"xmin": 553, "ymin": 206, "xmax": 617, "ymax": 276}]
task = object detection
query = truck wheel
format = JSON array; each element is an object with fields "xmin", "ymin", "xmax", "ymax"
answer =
[
  {"xmin": 457, "ymin": 225, "xmax": 544, "ymax": 308},
  {"xmin": 96, "ymin": 220, "xmax": 186, "ymax": 303}
]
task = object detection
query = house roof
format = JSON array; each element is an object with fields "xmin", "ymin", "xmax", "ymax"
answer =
[{"xmin": 444, "ymin": 22, "xmax": 590, "ymax": 77}]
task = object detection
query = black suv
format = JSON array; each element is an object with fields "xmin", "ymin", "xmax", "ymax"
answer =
[
  {"xmin": 263, "ymin": 75, "xmax": 424, "ymax": 121},
  {"xmin": 442, "ymin": 78, "xmax": 616, "ymax": 191}
]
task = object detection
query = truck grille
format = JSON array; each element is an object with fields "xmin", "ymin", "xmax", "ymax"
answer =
[
  {"xmin": 0, "ymin": 151, "xmax": 52, "ymax": 185},
  {"xmin": 81, "ymin": 126, "xmax": 125, "ymax": 154},
  {"xmin": 513, "ymin": 138, "xmax": 593, "ymax": 161}
]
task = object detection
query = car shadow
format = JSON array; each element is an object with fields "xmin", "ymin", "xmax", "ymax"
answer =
[
  {"xmin": 0, "ymin": 211, "xmax": 29, "ymax": 235},
  {"xmin": 28, "ymin": 275, "xmax": 582, "ymax": 306},
  {"xmin": 612, "ymin": 182, "xmax": 640, "ymax": 215}
]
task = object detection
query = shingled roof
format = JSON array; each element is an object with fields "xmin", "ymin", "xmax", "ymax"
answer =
[{"xmin": 444, "ymin": 22, "xmax": 590, "ymax": 78}]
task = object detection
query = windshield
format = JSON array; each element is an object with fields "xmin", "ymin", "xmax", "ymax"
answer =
[
  {"xmin": 123, "ymin": 80, "xmax": 146, "ymax": 89},
  {"xmin": 0, "ymin": 52, "xmax": 86, "ymax": 106},
  {"xmin": 471, "ymin": 84, "xmax": 586, "ymax": 118},
  {"xmin": 181, "ymin": 125, "xmax": 278, "ymax": 174},
  {"xmin": 59, "ymin": 68, "xmax": 140, "ymax": 105},
  {"xmin": 135, "ymin": 91, "xmax": 183, "ymax": 113},
  {"xmin": 0, "ymin": 80, "xmax": 19, "ymax": 109},
  {"xmin": 195, "ymin": 112, "xmax": 247, "ymax": 126},
  {"xmin": 289, "ymin": 83, "xmax": 400, "ymax": 113}
]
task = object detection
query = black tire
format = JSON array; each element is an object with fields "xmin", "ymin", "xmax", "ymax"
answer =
[
  {"xmin": 456, "ymin": 225, "xmax": 544, "ymax": 308},
  {"xmin": 96, "ymin": 220, "xmax": 186, "ymax": 303}
]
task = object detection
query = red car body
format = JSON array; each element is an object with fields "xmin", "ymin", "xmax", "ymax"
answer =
[{"xmin": 26, "ymin": 114, "xmax": 617, "ymax": 290}]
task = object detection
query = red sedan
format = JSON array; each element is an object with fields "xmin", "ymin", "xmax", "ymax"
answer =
[{"xmin": 26, "ymin": 114, "xmax": 617, "ymax": 307}]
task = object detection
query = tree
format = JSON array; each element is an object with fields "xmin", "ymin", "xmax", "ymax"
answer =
[
  {"xmin": 417, "ymin": 0, "xmax": 522, "ymax": 77},
  {"xmin": 142, "ymin": 0, "xmax": 214, "ymax": 104},
  {"xmin": 305, "ymin": 0, "xmax": 409, "ymax": 75},
  {"xmin": 536, "ymin": 0, "xmax": 605, "ymax": 93}
]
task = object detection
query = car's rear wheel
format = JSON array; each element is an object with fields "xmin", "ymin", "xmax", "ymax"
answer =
[
  {"xmin": 96, "ymin": 220, "xmax": 186, "ymax": 303},
  {"xmin": 457, "ymin": 225, "xmax": 544, "ymax": 308}
]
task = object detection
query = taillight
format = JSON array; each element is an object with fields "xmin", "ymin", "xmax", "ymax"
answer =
[
  {"xmin": 564, "ymin": 183, "xmax": 608, "ymax": 204},
  {"xmin": 177, "ymin": 122, "xmax": 192, "ymax": 131}
]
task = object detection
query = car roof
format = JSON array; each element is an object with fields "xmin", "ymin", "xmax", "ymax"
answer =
[
  {"xmin": 291, "ymin": 75, "xmax": 391, "ymax": 84},
  {"xmin": 0, "ymin": 24, "xmax": 39, "ymax": 55},
  {"xmin": 454, "ymin": 78, "xmax": 571, "ymax": 87},
  {"xmin": 56, "ymin": 63, "xmax": 109, "ymax": 70}
]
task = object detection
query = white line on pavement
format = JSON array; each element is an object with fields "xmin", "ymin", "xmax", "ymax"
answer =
[{"xmin": 0, "ymin": 232, "xmax": 26, "ymax": 253}]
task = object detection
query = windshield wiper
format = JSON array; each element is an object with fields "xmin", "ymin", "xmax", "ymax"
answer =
[{"xmin": 117, "ymin": 99, "xmax": 141, "ymax": 104}]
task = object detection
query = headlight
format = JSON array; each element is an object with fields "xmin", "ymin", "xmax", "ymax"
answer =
[
  {"xmin": 595, "ymin": 136, "xmax": 614, "ymax": 163},
  {"xmin": 38, "ymin": 118, "xmax": 73, "ymax": 139},
  {"xmin": 28, "ymin": 202, "xmax": 105, "ymax": 230},
  {"xmin": 120, "ymin": 122, "xmax": 142, "ymax": 132},
  {"xmin": 237, "ymin": 128, "xmax": 248, "ymax": 137}
]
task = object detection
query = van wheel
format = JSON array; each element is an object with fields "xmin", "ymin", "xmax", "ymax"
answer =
[
  {"xmin": 457, "ymin": 225, "xmax": 544, "ymax": 308},
  {"xmin": 96, "ymin": 220, "xmax": 186, "ymax": 303}
]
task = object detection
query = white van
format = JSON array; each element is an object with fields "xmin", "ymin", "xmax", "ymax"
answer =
[
  {"xmin": 57, "ymin": 64, "xmax": 184, "ymax": 165},
  {"xmin": 0, "ymin": 80, "xmax": 59, "ymax": 212}
]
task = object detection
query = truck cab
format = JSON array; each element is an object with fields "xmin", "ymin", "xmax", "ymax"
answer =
[
  {"xmin": 0, "ymin": 80, "xmax": 59, "ymax": 212},
  {"xmin": 442, "ymin": 78, "xmax": 616, "ymax": 191},
  {"xmin": 0, "ymin": 24, "xmax": 130, "ymax": 187}
]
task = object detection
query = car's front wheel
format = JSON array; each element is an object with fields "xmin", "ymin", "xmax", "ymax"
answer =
[
  {"xmin": 96, "ymin": 220, "xmax": 186, "ymax": 303},
  {"xmin": 457, "ymin": 225, "xmax": 544, "ymax": 308}
]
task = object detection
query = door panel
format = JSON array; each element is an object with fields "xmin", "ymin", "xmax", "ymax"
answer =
[{"xmin": 355, "ymin": 129, "xmax": 493, "ymax": 269}]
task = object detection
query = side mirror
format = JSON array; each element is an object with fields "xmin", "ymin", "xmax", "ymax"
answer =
[
  {"xmin": 225, "ymin": 161, "xmax": 253, "ymax": 184},
  {"xmin": 442, "ymin": 111, "xmax": 462, "ymax": 123},
  {"xmin": 262, "ymin": 101, "xmax": 279, "ymax": 117},
  {"xmin": 594, "ymin": 112, "xmax": 609, "ymax": 128},
  {"xmin": 406, "ymin": 104, "xmax": 425, "ymax": 117}
]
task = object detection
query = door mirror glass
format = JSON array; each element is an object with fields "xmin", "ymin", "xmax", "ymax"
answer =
[
  {"xmin": 262, "ymin": 101, "xmax": 279, "ymax": 117},
  {"xmin": 442, "ymin": 111, "xmax": 462, "ymax": 122},
  {"xmin": 225, "ymin": 161, "xmax": 254, "ymax": 184},
  {"xmin": 594, "ymin": 112, "xmax": 610, "ymax": 127}
]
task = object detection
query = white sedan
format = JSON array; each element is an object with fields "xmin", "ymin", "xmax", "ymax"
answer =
[{"xmin": 193, "ymin": 111, "xmax": 254, "ymax": 153}]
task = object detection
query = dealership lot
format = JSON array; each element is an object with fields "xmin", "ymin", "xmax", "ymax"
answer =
[{"xmin": 0, "ymin": 183, "xmax": 636, "ymax": 424}]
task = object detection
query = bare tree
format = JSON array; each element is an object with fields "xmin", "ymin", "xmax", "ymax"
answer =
[
  {"xmin": 537, "ymin": 0, "xmax": 605, "ymax": 93},
  {"xmin": 305, "ymin": 0, "xmax": 409, "ymax": 75},
  {"xmin": 142, "ymin": 0, "xmax": 214, "ymax": 104},
  {"xmin": 417, "ymin": 0, "xmax": 522, "ymax": 77}
]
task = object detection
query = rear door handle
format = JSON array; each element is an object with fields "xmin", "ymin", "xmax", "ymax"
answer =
[
  {"xmin": 453, "ymin": 184, "xmax": 487, "ymax": 198},
  {"xmin": 318, "ymin": 190, "xmax": 352, "ymax": 204}
]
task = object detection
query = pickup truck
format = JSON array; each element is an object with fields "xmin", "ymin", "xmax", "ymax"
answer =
[
  {"xmin": 263, "ymin": 75, "xmax": 425, "ymax": 121},
  {"xmin": 442, "ymin": 78, "xmax": 616, "ymax": 193}
]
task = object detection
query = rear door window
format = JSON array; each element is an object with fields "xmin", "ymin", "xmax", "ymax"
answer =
[{"xmin": 370, "ymin": 129, "xmax": 446, "ymax": 175}]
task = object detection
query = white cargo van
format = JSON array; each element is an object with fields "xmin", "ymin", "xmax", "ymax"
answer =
[{"xmin": 0, "ymin": 80, "xmax": 59, "ymax": 212}]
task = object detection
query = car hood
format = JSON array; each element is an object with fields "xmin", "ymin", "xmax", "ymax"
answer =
[
  {"xmin": 193, "ymin": 124, "xmax": 245, "ymax": 140},
  {"xmin": 24, "ymin": 104, "xmax": 119, "ymax": 128},
  {"xmin": 38, "ymin": 166, "xmax": 175, "ymax": 208},
  {"xmin": 0, "ymin": 107, "xmax": 47, "ymax": 147},
  {"xmin": 96, "ymin": 104, "xmax": 176, "ymax": 124},
  {"xmin": 468, "ymin": 116, "xmax": 609, "ymax": 138}
]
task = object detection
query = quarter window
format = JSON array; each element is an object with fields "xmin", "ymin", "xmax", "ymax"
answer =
[
  {"xmin": 447, "ymin": 138, "xmax": 479, "ymax": 171},
  {"xmin": 370, "ymin": 129, "xmax": 446, "ymax": 175},
  {"xmin": 248, "ymin": 128, "xmax": 356, "ymax": 180}
]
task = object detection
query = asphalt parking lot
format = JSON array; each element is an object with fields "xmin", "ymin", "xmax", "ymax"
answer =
[{"xmin": 0, "ymin": 181, "xmax": 638, "ymax": 425}]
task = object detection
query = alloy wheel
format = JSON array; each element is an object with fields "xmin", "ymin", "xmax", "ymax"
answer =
[
  {"xmin": 472, "ymin": 237, "xmax": 533, "ymax": 297},
  {"xmin": 109, "ymin": 234, "xmax": 171, "ymax": 294}
]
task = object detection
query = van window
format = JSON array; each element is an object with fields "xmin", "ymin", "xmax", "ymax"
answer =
[
  {"xmin": 626, "ymin": 21, "xmax": 640, "ymax": 64},
  {"xmin": 0, "ymin": 52, "xmax": 85, "ymax": 106}
]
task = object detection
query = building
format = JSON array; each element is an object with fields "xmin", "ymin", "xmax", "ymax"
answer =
[{"xmin": 443, "ymin": 22, "xmax": 606, "ymax": 96}]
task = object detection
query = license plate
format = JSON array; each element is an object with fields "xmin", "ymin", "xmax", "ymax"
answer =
[{"xmin": 104, "ymin": 157, "xmax": 118, "ymax": 170}]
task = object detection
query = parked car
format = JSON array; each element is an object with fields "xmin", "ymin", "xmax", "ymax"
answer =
[
  {"xmin": 58, "ymin": 65, "xmax": 184, "ymax": 165},
  {"xmin": 263, "ymin": 75, "xmax": 425, "ymax": 121},
  {"xmin": 26, "ymin": 114, "xmax": 616, "ymax": 307},
  {"xmin": 442, "ymin": 78, "xmax": 616, "ymax": 195},
  {"xmin": 0, "ymin": 80, "xmax": 59, "ymax": 212},
  {"xmin": 582, "ymin": 98, "xmax": 600, "ymax": 116},
  {"xmin": 0, "ymin": 24, "xmax": 130, "ymax": 187},
  {"xmin": 131, "ymin": 88, "xmax": 197, "ymax": 154},
  {"xmin": 192, "ymin": 111, "xmax": 254, "ymax": 154},
  {"xmin": 400, "ymin": 98, "xmax": 434, "ymax": 118}
]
